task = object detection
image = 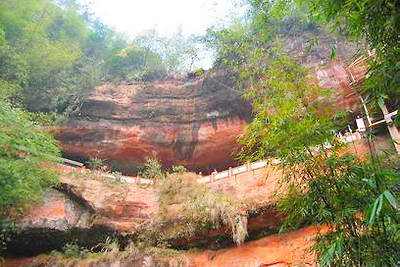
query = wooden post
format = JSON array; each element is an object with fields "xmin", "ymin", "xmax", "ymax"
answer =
[
  {"xmin": 379, "ymin": 103, "xmax": 400, "ymax": 154},
  {"xmin": 360, "ymin": 96, "xmax": 372, "ymax": 126}
]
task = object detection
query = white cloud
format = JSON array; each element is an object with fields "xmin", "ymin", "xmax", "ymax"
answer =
[
  {"xmin": 81, "ymin": 0, "xmax": 247, "ymax": 69},
  {"xmin": 82, "ymin": 0, "xmax": 245, "ymax": 37}
]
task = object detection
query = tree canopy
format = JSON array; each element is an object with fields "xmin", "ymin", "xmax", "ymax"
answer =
[
  {"xmin": 206, "ymin": 0, "xmax": 400, "ymax": 265},
  {"xmin": 1, "ymin": 0, "xmax": 400, "ymax": 264},
  {"xmin": 0, "ymin": 0, "xmax": 202, "ymax": 114}
]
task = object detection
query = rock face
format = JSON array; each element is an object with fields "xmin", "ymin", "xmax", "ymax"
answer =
[
  {"xmin": 189, "ymin": 226, "xmax": 328, "ymax": 267},
  {"xmin": 6, "ymin": 163, "xmax": 284, "ymax": 257},
  {"xmin": 6, "ymin": 139, "xmax": 388, "ymax": 262},
  {"xmin": 55, "ymin": 71, "xmax": 251, "ymax": 174},
  {"xmin": 54, "ymin": 32, "xmax": 366, "ymax": 175},
  {"xmin": 6, "ymin": 165, "xmax": 157, "ymax": 256},
  {"xmin": 4, "ymin": 226, "xmax": 327, "ymax": 267}
]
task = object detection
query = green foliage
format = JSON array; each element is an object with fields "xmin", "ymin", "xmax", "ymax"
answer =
[
  {"xmin": 87, "ymin": 157, "xmax": 105, "ymax": 171},
  {"xmin": 205, "ymin": 3, "xmax": 320, "ymax": 77},
  {"xmin": 238, "ymin": 52, "xmax": 337, "ymax": 162},
  {"xmin": 218, "ymin": 4, "xmax": 400, "ymax": 262},
  {"xmin": 232, "ymin": 47, "xmax": 400, "ymax": 265},
  {"xmin": 253, "ymin": 0, "xmax": 400, "ymax": 100},
  {"xmin": 0, "ymin": 0, "xmax": 199, "ymax": 114},
  {"xmin": 0, "ymin": 0, "xmax": 86, "ymax": 111},
  {"xmin": 278, "ymin": 157, "xmax": 400, "ymax": 266},
  {"xmin": 170, "ymin": 165, "xmax": 187, "ymax": 174},
  {"xmin": 105, "ymin": 45, "xmax": 167, "ymax": 82},
  {"xmin": 34, "ymin": 239, "xmax": 184, "ymax": 266},
  {"xmin": 233, "ymin": 47, "xmax": 400, "ymax": 267},
  {"xmin": 205, "ymin": 23, "xmax": 253, "ymax": 71},
  {"xmin": 0, "ymin": 98, "xmax": 60, "ymax": 216},
  {"xmin": 135, "ymin": 30, "xmax": 202, "ymax": 73},
  {"xmin": 139, "ymin": 158, "xmax": 165, "ymax": 180},
  {"xmin": 62, "ymin": 243, "xmax": 89, "ymax": 259},
  {"xmin": 34, "ymin": 240, "xmax": 122, "ymax": 266}
]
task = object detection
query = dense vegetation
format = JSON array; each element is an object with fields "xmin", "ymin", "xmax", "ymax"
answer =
[
  {"xmin": 0, "ymin": 0, "xmax": 200, "ymax": 217},
  {"xmin": 206, "ymin": 0, "xmax": 400, "ymax": 265},
  {"xmin": 0, "ymin": 0, "xmax": 201, "ymax": 113},
  {"xmin": 1, "ymin": 0, "xmax": 400, "ymax": 264},
  {"xmin": 235, "ymin": 49, "xmax": 400, "ymax": 265}
]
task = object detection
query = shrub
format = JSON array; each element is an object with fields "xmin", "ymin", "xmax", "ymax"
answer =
[
  {"xmin": 140, "ymin": 172, "xmax": 248, "ymax": 246},
  {"xmin": 139, "ymin": 158, "xmax": 164, "ymax": 180},
  {"xmin": 0, "ymin": 98, "xmax": 60, "ymax": 217},
  {"xmin": 170, "ymin": 165, "xmax": 187, "ymax": 174},
  {"xmin": 87, "ymin": 157, "xmax": 105, "ymax": 171}
]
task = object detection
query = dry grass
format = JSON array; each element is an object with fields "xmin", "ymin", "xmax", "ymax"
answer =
[{"xmin": 138, "ymin": 172, "xmax": 248, "ymax": 246}]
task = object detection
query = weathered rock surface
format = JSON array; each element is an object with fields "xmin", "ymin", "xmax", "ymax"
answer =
[
  {"xmin": 4, "ymin": 226, "xmax": 327, "ymax": 267},
  {"xmin": 54, "ymin": 29, "xmax": 366, "ymax": 175},
  {"xmin": 188, "ymin": 226, "xmax": 328, "ymax": 267},
  {"xmin": 55, "ymin": 71, "xmax": 251, "ymax": 174},
  {"xmin": 8, "ymin": 138, "xmax": 387, "ymax": 257},
  {"xmin": 5, "ymin": 138, "xmax": 391, "ymax": 263},
  {"xmin": 6, "ymin": 163, "xmax": 284, "ymax": 257}
]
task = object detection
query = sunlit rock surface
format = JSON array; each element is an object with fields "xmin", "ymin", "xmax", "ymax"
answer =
[
  {"xmin": 4, "ymin": 226, "xmax": 328, "ymax": 267},
  {"xmin": 6, "ymin": 163, "xmax": 284, "ymax": 257},
  {"xmin": 55, "ymin": 33, "xmax": 365, "ymax": 175},
  {"xmin": 55, "ymin": 71, "xmax": 251, "ymax": 174},
  {"xmin": 189, "ymin": 226, "xmax": 328, "ymax": 267}
]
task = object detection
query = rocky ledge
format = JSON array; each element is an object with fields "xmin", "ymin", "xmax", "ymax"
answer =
[
  {"xmin": 5, "ymin": 162, "xmax": 284, "ymax": 257},
  {"xmin": 4, "ymin": 139, "xmax": 389, "ymax": 265}
]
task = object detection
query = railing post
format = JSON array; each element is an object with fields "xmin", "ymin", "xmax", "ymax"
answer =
[
  {"xmin": 380, "ymin": 103, "xmax": 400, "ymax": 154},
  {"xmin": 210, "ymin": 171, "xmax": 216, "ymax": 183}
]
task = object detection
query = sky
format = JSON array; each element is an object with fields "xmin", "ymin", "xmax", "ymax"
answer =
[
  {"xmin": 81, "ymin": 0, "xmax": 247, "ymax": 69},
  {"xmin": 82, "ymin": 0, "xmax": 246, "ymax": 37}
]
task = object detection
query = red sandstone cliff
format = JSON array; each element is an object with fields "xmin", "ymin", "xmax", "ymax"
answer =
[
  {"xmin": 6, "ymin": 162, "xmax": 283, "ymax": 256},
  {"xmin": 53, "ymin": 27, "xmax": 367, "ymax": 175},
  {"xmin": 54, "ymin": 56, "xmax": 366, "ymax": 175},
  {"xmin": 55, "ymin": 71, "xmax": 251, "ymax": 175},
  {"xmin": 4, "ymin": 226, "xmax": 327, "ymax": 267},
  {"xmin": 5, "ymin": 139, "xmax": 390, "ymax": 264}
]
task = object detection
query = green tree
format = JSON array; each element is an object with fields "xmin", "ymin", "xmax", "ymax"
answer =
[
  {"xmin": 0, "ymin": 0, "xmax": 177, "ymax": 114},
  {"xmin": 250, "ymin": 0, "xmax": 400, "ymax": 101},
  {"xmin": 0, "ymin": 93, "xmax": 60, "ymax": 216},
  {"xmin": 237, "ymin": 52, "xmax": 400, "ymax": 266},
  {"xmin": 105, "ymin": 44, "xmax": 167, "ymax": 82},
  {"xmin": 209, "ymin": 4, "xmax": 400, "ymax": 261},
  {"xmin": 0, "ymin": 0, "xmax": 87, "ymax": 111},
  {"xmin": 238, "ymin": 52, "xmax": 336, "ymax": 162},
  {"xmin": 135, "ymin": 29, "xmax": 202, "ymax": 73}
]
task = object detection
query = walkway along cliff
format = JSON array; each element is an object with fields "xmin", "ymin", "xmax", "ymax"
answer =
[
  {"xmin": 3, "ymin": 136, "xmax": 392, "ymax": 266},
  {"xmin": 54, "ymin": 51, "xmax": 368, "ymax": 176},
  {"xmin": 5, "ymin": 40, "xmax": 389, "ymax": 267}
]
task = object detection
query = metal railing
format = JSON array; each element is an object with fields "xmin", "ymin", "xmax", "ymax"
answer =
[
  {"xmin": 59, "ymin": 132, "xmax": 367, "ymax": 186},
  {"xmin": 198, "ymin": 159, "xmax": 281, "ymax": 183}
]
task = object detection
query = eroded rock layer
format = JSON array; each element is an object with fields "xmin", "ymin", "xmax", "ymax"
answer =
[
  {"xmin": 55, "ymin": 40, "xmax": 366, "ymax": 175},
  {"xmin": 5, "ymin": 226, "xmax": 327, "ymax": 267},
  {"xmin": 6, "ymin": 163, "xmax": 284, "ymax": 257},
  {"xmin": 55, "ymin": 71, "xmax": 251, "ymax": 174}
]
